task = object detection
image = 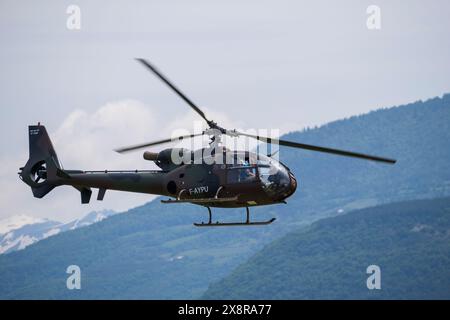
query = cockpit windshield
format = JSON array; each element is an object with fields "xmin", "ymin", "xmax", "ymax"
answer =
[
  {"xmin": 224, "ymin": 153, "xmax": 292, "ymax": 199},
  {"xmin": 257, "ymin": 155, "xmax": 291, "ymax": 199}
]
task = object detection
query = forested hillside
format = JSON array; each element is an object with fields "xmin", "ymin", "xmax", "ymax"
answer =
[
  {"xmin": 0, "ymin": 94, "xmax": 449, "ymax": 299},
  {"xmin": 204, "ymin": 197, "xmax": 450, "ymax": 299}
]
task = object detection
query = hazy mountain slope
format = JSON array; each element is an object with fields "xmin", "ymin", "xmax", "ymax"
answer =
[
  {"xmin": 0, "ymin": 220, "xmax": 59, "ymax": 254},
  {"xmin": 0, "ymin": 215, "xmax": 47, "ymax": 235},
  {"xmin": 0, "ymin": 94, "xmax": 449, "ymax": 299},
  {"xmin": 280, "ymin": 94, "xmax": 450, "ymax": 223},
  {"xmin": 0, "ymin": 210, "xmax": 115, "ymax": 255},
  {"xmin": 0, "ymin": 203, "xmax": 279, "ymax": 299},
  {"xmin": 203, "ymin": 197, "xmax": 450, "ymax": 299}
]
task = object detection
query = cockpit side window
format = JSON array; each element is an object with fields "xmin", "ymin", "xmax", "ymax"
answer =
[
  {"xmin": 258, "ymin": 164, "xmax": 272, "ymax": 186},
  {"xmin": 227, "ymin": 167, "xmax": 257, "ymax": 184}
]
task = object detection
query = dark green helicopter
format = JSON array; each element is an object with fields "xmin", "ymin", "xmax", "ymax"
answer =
[{"xmin": 19, "ymin": 59, "xmax": 396, "ymax": 227}]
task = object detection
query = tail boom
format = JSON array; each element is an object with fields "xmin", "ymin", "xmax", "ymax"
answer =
[{"xmin": 19, "ymin": 124, "xmax": 168, "ymax": 203}]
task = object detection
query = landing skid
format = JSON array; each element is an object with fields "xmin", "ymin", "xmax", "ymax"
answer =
[
  {"xmin": 194, "ymin": 207, "xmax": 276, "ymax": 227},
  {"xmin": 161, "ymin": 196, "xmax": 238, "ymax": 205},
  {"xmin": 194, "ymin": 218, "xmax": 276, "ymax": 227}
]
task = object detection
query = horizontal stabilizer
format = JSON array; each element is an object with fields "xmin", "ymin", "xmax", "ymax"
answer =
[
  {"xmin": 97, "ymin": 188, "xmax": 106, "ymax": 201},
  {"xmin": 74, "ymin": 186, "xmax": 92, "ymax": 204}
]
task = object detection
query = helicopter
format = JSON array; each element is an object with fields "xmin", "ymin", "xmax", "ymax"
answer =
[{"xmin": 19, "ymin": 59, "xmax": 396, "ymax": 227}]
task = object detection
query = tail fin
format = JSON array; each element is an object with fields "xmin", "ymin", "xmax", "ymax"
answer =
[{"xmin": 19, "ymin": 124, "xmax": 62, "ymax": 198}]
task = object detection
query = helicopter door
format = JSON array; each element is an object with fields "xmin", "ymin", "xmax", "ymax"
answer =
[
  {"xmin": 224, "ymin": 165, "xmax": 259, "ymax": 201},
  {"xmin": 183, "ymin": 164, "xmax": 219, "ymax": 198}
]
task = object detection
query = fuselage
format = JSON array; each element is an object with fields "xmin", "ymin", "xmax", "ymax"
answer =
[
  {"xmin": 20, "ymin": 128, "xmax": 297, "ymax": 208},
  {"xmin": 160, "ymin": 151, "xmax": 297, "ymax": 207}
]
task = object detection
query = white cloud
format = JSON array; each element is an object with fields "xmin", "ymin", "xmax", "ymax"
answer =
[{"xmin": 53, "ymin": 100, "xmax": 158, "ymax": 169}]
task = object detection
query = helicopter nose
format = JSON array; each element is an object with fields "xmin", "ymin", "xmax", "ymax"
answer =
[{"xmin": 288, "ymin": 172, "xmax": 297, "ymax": 195}]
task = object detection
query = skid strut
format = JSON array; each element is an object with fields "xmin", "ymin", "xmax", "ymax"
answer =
[{"xmin": 194, "ymin": 206, "xmax": 276, "ymax": 227}]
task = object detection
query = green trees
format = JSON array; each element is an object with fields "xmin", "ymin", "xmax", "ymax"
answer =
[{"xmin": 203, "ymin": 197, "xmax": 450, "ymax": 299}]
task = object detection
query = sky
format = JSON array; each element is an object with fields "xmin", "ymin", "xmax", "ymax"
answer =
[{"xmin": 0, "ymin": 0, "xmax": 449, "ymax": 222}]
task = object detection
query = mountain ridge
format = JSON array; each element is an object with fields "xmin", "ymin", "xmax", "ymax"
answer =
[
  {"xmin": 0, "ymin": 210, "xmax": 116, "ymax": 255},
  {"xmin": 203, "ymin": 196, "xmax": 450, "ymax": 299},
  {"xmin": 0, "ymin": 93, "xmax": 449, "ymax": 299}
]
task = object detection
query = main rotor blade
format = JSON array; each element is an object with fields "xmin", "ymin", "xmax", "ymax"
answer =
[
  {"xmin": 237, "ymin": 132, "xmax": 396, "ymax": 164},
  {"xmin": 115, "ymin": 132, "xmax": 205, "ymax": 153},
  {"xmin": 136, "ymin": 58, "xmax": 211, "ymax": 124}
]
